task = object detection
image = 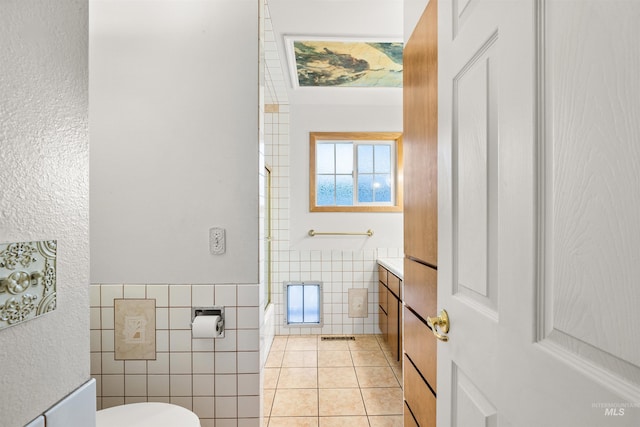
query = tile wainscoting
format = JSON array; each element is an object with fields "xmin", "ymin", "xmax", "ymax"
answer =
[
  {"xmin": 271, "ymin": 248, "xmax": 404, "ymax": 336},
  {"xmin": 90, "ymin": 283, "xmax": 261, "ymax": 427}
]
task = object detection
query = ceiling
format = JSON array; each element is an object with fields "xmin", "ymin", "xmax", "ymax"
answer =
[{"xmin": 264, "ymin": 0, "xmax": 404, "ymax": 106}]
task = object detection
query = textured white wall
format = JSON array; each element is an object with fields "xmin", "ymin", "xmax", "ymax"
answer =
[
  {"xmin": 90, "ymin": 0, "xmax": 260, "ymax": 285},
  {"xmin": 0, "ymin": 1, "xmax": 90, "ymax": 426},
  {"xmin": 289, "ymin": 105, "xmax": 404, "ymax": 251}
]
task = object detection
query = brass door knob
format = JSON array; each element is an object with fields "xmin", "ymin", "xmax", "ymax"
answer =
[{"xmin": 426, "ymin": 309, "xmax": 450, "ymax": 342}]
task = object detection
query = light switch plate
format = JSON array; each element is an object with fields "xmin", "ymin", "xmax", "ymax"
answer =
[{"xmin": 209, "ymin": 227, "xmax": 226, "ymax": 255}]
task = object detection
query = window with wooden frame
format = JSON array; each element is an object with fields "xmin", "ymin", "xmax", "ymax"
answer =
[{"xmin": 309, "ymin": 132, "xmax": 403, "ymax": 212}]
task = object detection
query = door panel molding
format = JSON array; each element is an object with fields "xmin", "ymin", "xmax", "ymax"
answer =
[
  {"xmin": 452, "ymin": 0, "xmax": 479, "ymax": 39},
  {"xmin": 452, "ymin": 30, "xmax": 499, "ymax": 317},
  {"xmin": 452, "ymin": 362, "xmax": 498, "ymax": 427},
  {"xmin": 535, "ymin": 0, "xmax": 640, "ymax": 402}
]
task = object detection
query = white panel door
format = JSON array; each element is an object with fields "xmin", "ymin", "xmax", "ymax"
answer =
[{"xmin": 437, "ymin": 0, "xmax": 640, "ymax": 426}]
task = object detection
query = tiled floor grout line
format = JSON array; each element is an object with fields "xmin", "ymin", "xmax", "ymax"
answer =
[
  {"xmin": 316, "ymin": 337, "xmax": 320, "ymax": 423},
  {"xmin": 350, "ymin": 343, "xmax": 372, "ymax": 426},
  {"xmin": 265, "ymin": 335, "xmax": 402, "ymax": 427}
]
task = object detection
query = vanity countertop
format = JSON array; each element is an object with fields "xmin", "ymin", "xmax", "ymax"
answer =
[{"xmin": 377, "ymin": 257, "xmax": 404, "ymax": 280}]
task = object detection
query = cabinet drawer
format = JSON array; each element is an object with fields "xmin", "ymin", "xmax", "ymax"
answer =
[
  {"xmin": 388, "ymin": 273, "xmax": 401, "ymax": 299},
  {"xmin": 404, "ymin": 403, "xmax": 420, "ymax": 427},
  {"xmin": 403, "ymin": 259, "xmax": 437, "ymax": 322},
  {"xmin": 404, "ymin": 306, "xmax": 436, "ymax": 392},
  {"xmin": 378, "ymin": 306, "xmax": 388, "ymax": 338},
  {"xmin": 378, "ymin": 280, "xmax": 388, "ymax": 314},
  {"xmin": 404, "ymin": 354, "xmax": 436, "ymax": 427},
  {"xmin": 378, "ymin": 265, "xmax": 388, "ymax": 285}
]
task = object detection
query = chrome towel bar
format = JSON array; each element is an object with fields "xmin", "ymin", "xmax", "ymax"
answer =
[{"xmin": 308, "ymin": 229, "xmax": 374, "ymax": 237}]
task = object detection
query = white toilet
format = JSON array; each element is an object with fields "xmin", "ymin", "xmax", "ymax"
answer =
[{"xmin": 96, "ymin": 402, "xmax": 201, "ymax": 427}]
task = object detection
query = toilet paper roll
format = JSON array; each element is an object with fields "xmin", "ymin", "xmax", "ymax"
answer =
[{"xmin": 192, "ymin": 315, "xmax": 222, "ymax": 338}]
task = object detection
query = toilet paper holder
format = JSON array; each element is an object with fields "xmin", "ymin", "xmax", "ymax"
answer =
[{"xmin": 191, "ymin": 306, "xmax": 225, "ymax": 338}]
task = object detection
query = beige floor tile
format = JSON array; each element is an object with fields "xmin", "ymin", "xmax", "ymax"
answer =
[
  {"xmin": 363, "ymin": 334, "xmax": 381, "ymax": 340},
  {"xmin": 286, "ymin": 337, "xmax": 318, "ymax": 351},
  {"xmin": 389, "ymin": 358, "xmax": 402, "ymax": 370},
  {"xmin": 368, "ymin": 415, "xmax": 403, "ymax": 427},
  {"xmin": 278, "ymin": 367, "xmax": 318, "ymax": 388},
  {"xmin": 361, "ymin": 388, "xmax": 403, "ymax": 415},
  {"xmin": 268, "ymin": 417, "xmax": 319, "ymax": 427},
  {"xmin": 355, "ymin": 366, "xmax": 400, "ymax": 388},
  {"xmin": 318, "ymin": 367, "xmax": 358, "ymax": 388},
  {"xmin": 348, "ymin": 338, "xmax": 381, "ymax": 351},
  {"xmin": 350, "ymin": 350, "xmax": 389, "ymax": 367},
  {"xmin": 318, "ymin": 338, "xmax": 351, "ymax": 351},
  {"xmin": 265, "ymin": 350, "xmax": 284, "ymax": 368},
  {"xmin": 318, "ymin": 351, "xmax": 353, "ymax": 367},
  {"xmin": 318, "ymin": 388, "xmax": 366, "ymax": 416},
  {"xmin": 264, "ymin": 388, "xmax": 275, "ymax": 417},
  {"xmin": 264, "ymin": 368, "xmax": 280, "ymax": 389},
  {"xmin": 271, "ymin": 389, "xmax": 318, "ymax": 417},
  {"xmin": 319, "ymin": 416, "xmax": 369, "ymax": 427},
  {"xmin": 282, "ymin": 350, "xmax": 318, "ymax": 367},
  {"xmin": 391, "ymin": 363, "xmax": 402, "ymax": 385},
  {"xmin": 264, "ymin": 336, "xmax": 404, "ymax": 424},
  {"xmin": 270, "ymin": 336, "xmax": 288, "ymax": 352}
]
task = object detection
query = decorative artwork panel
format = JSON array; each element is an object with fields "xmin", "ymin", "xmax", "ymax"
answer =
[
  {"xmin": 114, "ymin": 298, "xmax": 156, "ymax": 360},
  {"xmin": 0, "ymin": 240, "xmax": 57, "ymax": 330},
  {"xmin": 285, "ymin": 37, "xmax": 403, "ymax": 88}
]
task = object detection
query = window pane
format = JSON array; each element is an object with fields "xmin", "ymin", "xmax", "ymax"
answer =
[
  {"xmin": 374, "ymin": 174, "xmax": 391, "ymax": 202},
  {"xmin": 303, "ymin": 285, "xmax": 320, "ymax": 323},
  {"xmin": 358, "ymin": 145, "xmax": 374, "ymax": 173},
  {"xmin": 287, "ymin": 285, "xmax": 304, "ymax": 323},
  {"xmin": 335, "ymin": 143, "xmax": 353, "ymax": 174},
  {"xmin": 335, "ymin": 175, "xmax": 353, "ymax": 205},
  {"xmin": 310, "ymin": 132, "xmax": 399, "ymax": 211},
  {"xmin": 358, "ymin": 174, "xmax": 374, "ymax": 203},
  {"xmin": 317, "ymin": 175, "xmax": 335, "ymax": 206},
  {"xmin": 374, "ymin": 144, "xmax": 391, "ymax": 173},
  {"xmin": 316, "ymin": 143, "xmax": 335, "ymax": 174}
]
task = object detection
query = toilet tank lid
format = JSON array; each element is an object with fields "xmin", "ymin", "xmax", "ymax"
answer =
[{"xmin": 96, "ymin": 402, "xmax": 200, "ymax": 427}]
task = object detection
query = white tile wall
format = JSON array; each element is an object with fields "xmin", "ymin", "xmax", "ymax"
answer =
[
  {"xmin": 24, "ymin": 416, "xmax": 45, "ymax": 427},
  {"xmin": 90, "ymin": 283, "xmax": 261, "ymax": 426},
  {"xmin": 264, "ymin": 101, "xmax": 403, "ymax": 336},
  {"xmin": 44, "ymin": 379, "xmax": 96, "ymax": 427}
]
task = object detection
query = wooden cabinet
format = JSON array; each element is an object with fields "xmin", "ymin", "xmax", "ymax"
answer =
[
  {"xmin": 403, "ymin": 260, "xmax": 437, "ymax": 329},
  {"xmin": 377, "ymin": 264, "xmax": 402, "ymax": 363},
  {"xmin": 378, "ymin": 279, "xmax": 388, "ymax": 315},
  {"xmin": 403, "ymin": 0, "xmax": 438, "ymax": 426},
  {"xmin": 378, "ymin": 305, "xmax": 387, "ymax": 338},
  {"xmin": 387, "ymin": 289, "xmax": 399, "ymax": 361},
  {"xmin": 403, "ymin": 2, "xmax": 439, "ymax": 269},
  {"xmin": 387, "ymin": 272, "xmax": 401, "ymax": 299},
  {"xmin": 404, "ymin": 403, "xmax": 420, "ymax": 427},
  {"xmin": 404, "ymin": 306, "xmax": 436, "ymax": 392},
  {"xmin": 404, "ymin": 354, "xmax": 437, "ymax": 426}
]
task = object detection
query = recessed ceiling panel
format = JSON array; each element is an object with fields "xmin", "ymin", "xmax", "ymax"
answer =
[{"xmin": 285, "ymin": 36, "xmax": 403, "ymax": 88}]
